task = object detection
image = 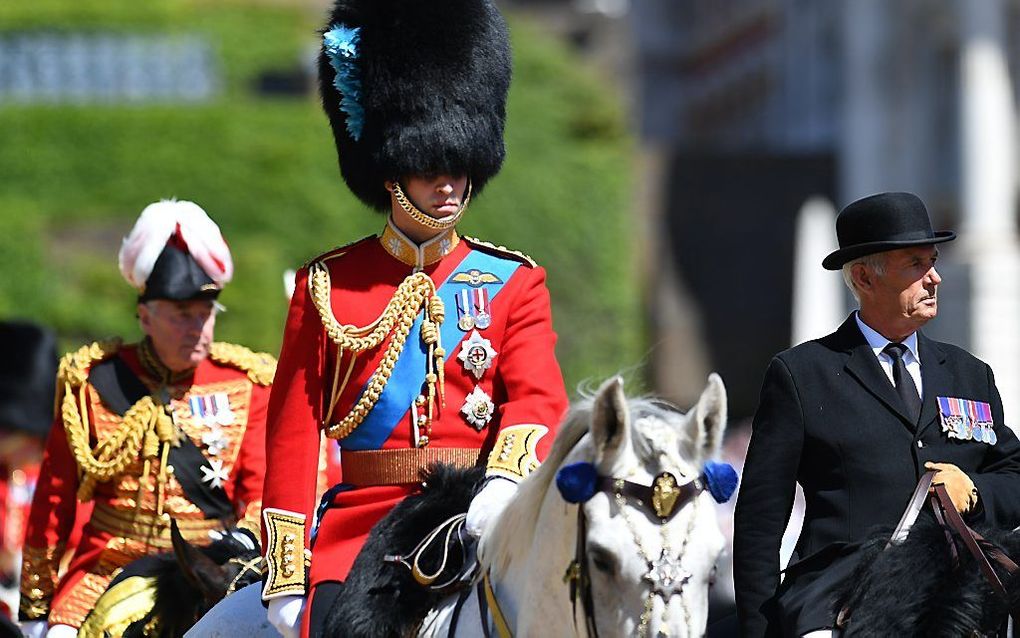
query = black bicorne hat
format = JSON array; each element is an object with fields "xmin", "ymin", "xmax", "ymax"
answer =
[
  {"xmin": 139, "ymin": 239, "xmax": 222, "ymax": 303},
  {"xmin": 318, "ymin": 0, "xmax": 512, "ymax": 211},
  {"xmin": 822, "ymin": 192, "xmax": 956, "ymax": 270},
  {"xmin": 0, "ymin": 321, "xmax": 57, "ymax": 439},
  {"xmin": 120, "ymin": 200, "xmax": 233, "ymax": 302}
]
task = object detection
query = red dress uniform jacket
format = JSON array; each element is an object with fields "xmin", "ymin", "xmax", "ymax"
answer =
[
  {"xmin": 19, "ymin": 342, "xmax": 274, "ymax": 628},
  {"xmin": 260, "ymin": 225, "xmax": 568, "ymax": 607}
]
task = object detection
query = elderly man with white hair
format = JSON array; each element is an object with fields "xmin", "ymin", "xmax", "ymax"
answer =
[
  {"xmin": 19, "ymin": 200, "xmax": 275, "ymax": 638},
  {"xmin": 734, "ymin": 192, "xmax": 1020, "ymax": 637}
]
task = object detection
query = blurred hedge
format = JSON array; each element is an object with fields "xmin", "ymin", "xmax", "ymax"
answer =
[{"xmin": 0, "ymin": 1, "xmax": 641, "ymax": 391}]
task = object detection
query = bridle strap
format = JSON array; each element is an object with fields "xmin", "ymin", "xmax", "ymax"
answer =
[
  {"xmin": 594, "ymin": 475, "xmax": 701, "ymax": 522},
  {"xmin": 888, "ymin": 470, "xmax": 936, "ymax": 546},
  {"xmin": 479, "ymin": 571, "xmax": 514, "ymax": 638}
]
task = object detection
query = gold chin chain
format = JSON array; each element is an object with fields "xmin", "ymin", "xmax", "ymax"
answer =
[
  {"xmin": 309, "ymin": 261, "xmax": 446, "ymax": 441},
  {"xmin": 392, "ymin": 179, "xmax": 472, "ymax": 231}
]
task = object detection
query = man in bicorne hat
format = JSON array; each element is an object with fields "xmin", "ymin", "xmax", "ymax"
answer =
[
  {"xmin": 259, "ymin": 1, "xmax": 568, "ymax": 636},
  {"xmin": 733, "ymin": 192, "xmax": 1020, "ymax": 637},
  {"xmin": 19, "ymin": 200, "xmax": 275, "ymax": 638}
]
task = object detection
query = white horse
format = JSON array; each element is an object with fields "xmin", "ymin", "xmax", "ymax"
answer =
[{"xmin": 189, "ymin": 374, "xmax": 731, "ymax": 637}]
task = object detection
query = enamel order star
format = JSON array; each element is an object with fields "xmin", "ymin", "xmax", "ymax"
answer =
[
  {"xmin": 200, "ymin": 458, "xmax": 230, "ymax": 489},
  {"xmin": 644, "ymin": 548, "xmax": 690, "ymax": 598}
]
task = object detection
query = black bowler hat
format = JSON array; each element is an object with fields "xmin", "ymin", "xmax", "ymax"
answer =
[{"xmin": 822, "ymin": 192, "xmax": 956, "ymax": 270}]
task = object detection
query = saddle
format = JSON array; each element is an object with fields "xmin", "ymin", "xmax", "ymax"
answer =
[
  {"xmin": 323, "ymin": 464, "xmax": 485, "ymax": 638},
  {"xmin": 836, "ymin": 471, "xmax": 1020, "ymax": 637}
]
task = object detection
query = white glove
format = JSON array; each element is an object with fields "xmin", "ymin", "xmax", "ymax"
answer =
[
  {"xmin": 465, "ymin": 477, "xmax": 518, "ymax": 537},
  {"xmin": 45, "ymin": 625, "xmax": 77, "ymax": 638},
  {"xmin": 267, "ymin": 595, "xmax": 305, "ymax": 638},
  {"xmin": 19, "ymin": 620, "xmax": 46, "ymax": 638}
]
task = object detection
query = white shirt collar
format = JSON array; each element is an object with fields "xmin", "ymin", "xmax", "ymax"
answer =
[{"xmin": 854, "ymin": 311, "xmax": 920, "ymax": 364}]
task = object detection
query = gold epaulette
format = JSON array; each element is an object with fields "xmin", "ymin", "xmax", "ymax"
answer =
[
  {"xmin": 57, "ymin": 339, "xmax": 123, "ymax": 393},
  {"xmin": 462, "ymin": 236, "xmax": 537, "ymax": 268},
  {"xmin": 210, "ymin": 342, "xmax": 277, "ymax": 386},
  {"xmin": 301, "ymin": 234, "xmax": 377, "ymax": 270}
]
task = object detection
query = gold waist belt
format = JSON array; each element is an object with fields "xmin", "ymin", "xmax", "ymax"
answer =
[
  {"xmin": 340, "ymin": 448, "xmax": 483, "ymax": 486},
  {"xmin": 89, "ymin": 503, "xmax": 226, "ymax": 550}
]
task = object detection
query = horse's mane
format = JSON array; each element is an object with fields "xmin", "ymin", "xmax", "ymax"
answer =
[{"xmin": 480, "ymin": 395, "xmax": 690, "ymax": 573}]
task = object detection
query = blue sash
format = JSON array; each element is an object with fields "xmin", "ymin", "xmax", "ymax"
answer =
[{"xmin": 341, "ymin": 249, "xmax": 522, "ymax": 450}]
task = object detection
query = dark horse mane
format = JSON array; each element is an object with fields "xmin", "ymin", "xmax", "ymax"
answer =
[
  {"xmin": 324, "ymin": 463, "xmax": 486, "ymax": 638},
  {"xmin": 835, "ymin": 517, "xmax": 1020, "ymax": 637},
  {"xmin": 87, "ymin": 521, "xmax": 262, "ymax": 638}
]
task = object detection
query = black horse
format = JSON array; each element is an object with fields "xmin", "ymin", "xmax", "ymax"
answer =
[
  {"xmin": 80, "ymin": 521, "xmax": 262, "ymax": 637},
  {"xmin": 322, "ymin": 464, "xmax": 485, "ymax": 638},
  {"xmin": 835, "ymin": 517, "xmax": 1020, "ymax": 637}
]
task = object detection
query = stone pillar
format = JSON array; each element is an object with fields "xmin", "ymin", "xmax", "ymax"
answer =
[
  {"xmin": 958, "ymin": 0, "xmax": 1020, "ymax": 428},
  {"xmin": 840, "ymin": 0, "xmax": 888, "ymax": 201},
  {"xmin": 791, "ymin": 197, "xmax": 844, "ymax": 346}
]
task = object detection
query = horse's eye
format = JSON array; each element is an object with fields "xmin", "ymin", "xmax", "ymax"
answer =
[{"xmin": 589, "ymin": 546, "xmax": 617, "ymax": 575}]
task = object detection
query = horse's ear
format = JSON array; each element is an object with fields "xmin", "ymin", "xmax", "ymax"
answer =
[
  {"xmin": 689, "ymin": 373, "xmax": 727, "ymax": 462},
  {"xmin": 591, "ymin": 376, "xmax": 630, "ymax": 464},
  {"xmin": 171, "ymin": 519, "xmax": 227, "ymax": 600}
]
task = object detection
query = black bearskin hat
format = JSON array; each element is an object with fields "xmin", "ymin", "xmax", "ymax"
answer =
[
  {"xmin": 318, "ymin": 0, "xmax": 512, "ymax": 211},
  {"xmin": 0, "ymin": 321, "xmax": 57, "ymax": 439}
]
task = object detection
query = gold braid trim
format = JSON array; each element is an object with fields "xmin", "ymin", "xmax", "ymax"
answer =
[
  {"xmin": 309, "ymin": 260, "xmax": 446, "ymax": 440},
  {"xmin": 462, "ymin": 236, "xmax": 537, "ymax": 268},
  {"xmin": 57, "ymin": 340, "xmax": 180, "ymax": 503},
  {"xmin": 19, "ymin": 543, "xmax": 66, "ymax": 619},
  {"xmin": 56, "ymin": 339, "xmax": 123, "ymax": 401},
  {"xmin": 209, "ymin": 342, "xmax": 278, "ymax": 386}
]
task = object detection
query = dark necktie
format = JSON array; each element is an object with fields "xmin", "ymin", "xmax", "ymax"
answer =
[{"xmin": 884, "ymin": 342, "xmax": 921, "ymax": 422}]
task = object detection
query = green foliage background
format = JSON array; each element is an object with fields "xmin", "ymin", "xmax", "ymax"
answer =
[{"xmin": 0, "ymin": 0, "xmax": 643, "ymax": 391}]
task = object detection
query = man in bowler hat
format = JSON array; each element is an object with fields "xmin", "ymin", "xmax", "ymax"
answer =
[{"xmin": 733, "ymin": 192, "xmax": 1020, "ymax": 636}]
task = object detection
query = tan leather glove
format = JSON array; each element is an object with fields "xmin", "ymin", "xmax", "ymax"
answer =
[{"xmin": 925, "ymin": 462, "xmax": 979, "ymax": 514}]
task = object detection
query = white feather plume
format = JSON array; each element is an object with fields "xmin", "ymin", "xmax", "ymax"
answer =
[{"xmin": 118, "ymin": 199, "xmax": 233, "ymax": 291}]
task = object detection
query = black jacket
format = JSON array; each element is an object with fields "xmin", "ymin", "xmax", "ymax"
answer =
[{"xmin": 733, "ymin": 315, "xmax": 1020, "ymax": 637}]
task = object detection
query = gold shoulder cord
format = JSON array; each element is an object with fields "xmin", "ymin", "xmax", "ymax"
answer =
[
  {"xmin": 210, "ymin": 342, "xmax": 277, "ymax": 386},
  {"xmin": 308, "ymin": 260, "xmax": 446, "ymax": 440},
  {"xmin": 60, "ymin": 341, "xmax": 177, "ymax": 511}
]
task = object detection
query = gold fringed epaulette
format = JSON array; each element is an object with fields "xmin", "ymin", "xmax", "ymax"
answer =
[
  {"xmin": 462, "ymin": 236, "xmax": 537, "ymax": 268},
  {"xmin": 301, "ymin": 234, "xmax": 377, "ymax": 271},
  {"xmin": 209, "ymin": 342, "xmax": 278, "ymax": 386},
  {"xmin": 57, "ymin": 339, "xmax": 123, "ymax": 392}
]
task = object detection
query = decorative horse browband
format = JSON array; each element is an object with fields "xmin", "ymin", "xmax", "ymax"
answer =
[{"xmin": 555, "ymin": 460, "xmax": 738, "ymax": 517}]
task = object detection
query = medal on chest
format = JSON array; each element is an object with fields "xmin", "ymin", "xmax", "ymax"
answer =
[
  {"xmin": 455, "ymin": 287, "xmax": 494, "ymax": 332},
  {"xmin": 937, "ymin": 396, "xmax": 997, "ymax": 445},
  {"xmin": 188, "ymin": 392, "xmax": 234, "ymax": 456},
  {"xmin": 458, "ymin": 330, "xmax": 497, "ymax": 380}
]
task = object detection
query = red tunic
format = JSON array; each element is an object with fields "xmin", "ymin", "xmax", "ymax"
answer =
[
  {"xmin": 19, "ymin": 342, "xmax": 273, "ymax": 628},
  {"xmin": 261, "ymin": 226, "xmax": 568, "ymax": 605}
]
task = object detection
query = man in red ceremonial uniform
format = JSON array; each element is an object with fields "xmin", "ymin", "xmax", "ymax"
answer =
[
  {"xmin": 19, "ymin": 200, "xmax": 275, "ymax": 638},
  {"xmin": 259, "ymin": 1, "xmax": 569, "ymax": 636}
]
